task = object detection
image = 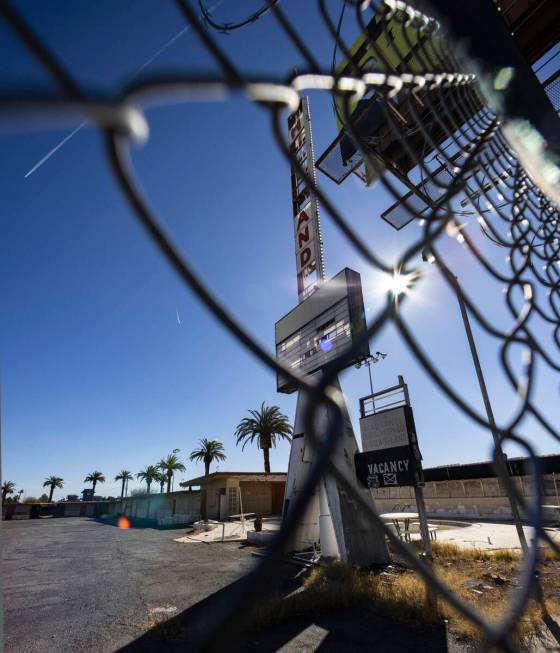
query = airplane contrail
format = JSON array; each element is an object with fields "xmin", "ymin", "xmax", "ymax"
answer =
[
  {"xmin": 176, "ymin": 309, "xmax": 181, "ymax": 325},
  {"xmin": 24, "ymin": 122, "xmax": 86, "ymax": 178},
  {"xmin": 24, "ymin": 0, "xmax": 224, "ymax": 178}
]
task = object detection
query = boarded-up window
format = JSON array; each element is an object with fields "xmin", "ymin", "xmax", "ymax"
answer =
[{"xmin": 240, "ymin": 482, "xmax": 272, "ymax": 515}]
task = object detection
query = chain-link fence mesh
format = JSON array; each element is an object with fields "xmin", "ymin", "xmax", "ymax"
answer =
[
  {"xmin": 544, "ymin": 70, "xmax": 560, "ymax": 115},
  {"xmin": 3, "ymin": 0, "xmax": 560, "ymax": 651}
]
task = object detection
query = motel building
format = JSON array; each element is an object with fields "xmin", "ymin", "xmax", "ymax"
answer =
[{"xmin": 179, "ymin": 472, "xmax": 287, "ymax": 521}]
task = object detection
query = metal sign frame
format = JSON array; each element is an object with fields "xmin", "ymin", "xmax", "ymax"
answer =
[{"xmin": 356, "ymin": 375, "xmax": 432, "ymax": 557}]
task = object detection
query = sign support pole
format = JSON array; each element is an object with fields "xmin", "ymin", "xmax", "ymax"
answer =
[
  {"xmin": 400, "ymin": 376, "xmax": 431, "ymax": 558},
  {"xmin": 401, "ymin": 378, "xmax": 436, "ymax": 617},
  {"xmin": 414, "ymin": 486, "xmax": 432, "ymax": 559}
]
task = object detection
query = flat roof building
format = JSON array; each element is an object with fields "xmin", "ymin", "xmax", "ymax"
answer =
[{"xmin": 180, "ymin": 472, "xmax": 286, "ymax": 521}]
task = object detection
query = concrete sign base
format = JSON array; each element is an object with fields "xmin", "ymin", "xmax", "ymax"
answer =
[{"xmin": 282, "ymin": 376, "xmax": 390, "ymax": 566}]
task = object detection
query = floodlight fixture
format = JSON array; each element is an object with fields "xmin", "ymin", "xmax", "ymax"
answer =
[
  {"xmin": 354, "ymin": 351, "xmax": 388, "ymax": 395},
  {"xmin": 421, "ymin": 248, "xmax": 436, "ymax": 264}
]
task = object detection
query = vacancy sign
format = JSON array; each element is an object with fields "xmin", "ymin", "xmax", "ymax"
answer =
[{"xmin": 355, "ymin": 405, "xmax": 421, "ymax": 489}]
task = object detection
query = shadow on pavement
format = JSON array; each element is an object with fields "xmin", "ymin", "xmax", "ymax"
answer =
[
  {"xmin": 116, "ymin": 570, "xmax": 451, "ymax": 653},
  {"xmin": 240, "ymin": 608, "xmax": 450, "ymax": 652}
]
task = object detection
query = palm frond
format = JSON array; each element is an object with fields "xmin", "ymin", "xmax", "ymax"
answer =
[
  {"xmin": 234, "ymin": 403, "xmax": 292, "ymax": 456},
  {"xmin": 43, "ymin": 476, "xmax": 64, "ymax": 489}
]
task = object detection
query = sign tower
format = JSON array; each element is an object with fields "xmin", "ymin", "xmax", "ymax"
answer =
[{"xmin": 277, "ymin": 98, "xmax": 389, "ymax": 565}]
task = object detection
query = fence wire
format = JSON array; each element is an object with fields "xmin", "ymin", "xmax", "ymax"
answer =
[{"xmin": 2, "ymin": 0, "xmax": 560, "ymax": 651}]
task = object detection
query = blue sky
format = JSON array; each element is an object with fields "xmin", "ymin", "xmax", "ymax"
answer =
[{"xmin": 2, "ymin": 1, "xmax": 559, "ymax": 499}]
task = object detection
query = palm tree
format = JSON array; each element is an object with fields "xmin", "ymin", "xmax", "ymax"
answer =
[
  {"xmin": 158, "ymin": 454, "xmax": 186, "ymax": 493},
  {"xmin": 43, "ymin": 476, "xmax": 64, "ymax": 502},
  {"xmin": 156, "ymin": 460, "xmax": 167, "ymax": 492},
  {"xmin": 2, "ymin": 481, "xmax": 15, "ymax": 503},
  {"xmin": 114, "ymin": 470, "xmax": 133, "ymax": 500},
  {"xmin": 136, "ymin": 465, "xmax": 160, "ymax": 494},
  {"xmin": 190, "ymin": 439, "xmax": 226, "ymax": 521},
  {"xmin": 155, "ymin": 469, "xmax": 166, "ymax": 494},
  {"xmin": 84, "ymin": 470, "xmax": 106, "ymax": 496},
  {"xmin": 189, "ymin": 439, "xmax": 226, "ymax": 476},
  {"xmin": 235, "ymin": 402, "xmax": 292, "ymax": 473}
]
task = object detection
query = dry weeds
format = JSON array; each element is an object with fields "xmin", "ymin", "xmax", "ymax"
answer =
[{"xmin": 251, "ymin": 556, "xmax": 560, "ymax": 646}]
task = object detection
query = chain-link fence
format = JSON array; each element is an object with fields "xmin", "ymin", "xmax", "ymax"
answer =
[
  {"xmin": 544, "ymin": 69, "xmax": 560, "ymax": 115},
  {"xmin": 3, "ymin": 0, "xmax": 560, "ymax": 651}
]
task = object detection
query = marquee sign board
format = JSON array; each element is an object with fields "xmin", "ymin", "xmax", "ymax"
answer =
[
  {"xmin": 355, "ymin": 445, "xmax": 417, "ymax": 489},
  {"xmin": 275, "ymin": 267, "xmax": 370, "ymax": 393},
  {"xmin": 288, "ymin": 97, "xmax": 325, "ymax": 302},
  {"xmin": 315, "ymin": 7, "xmax": 481, "ymax": 186},
  {"xmin": 356, "ymin": 405, "xmax": 423, "ymax": 488}
]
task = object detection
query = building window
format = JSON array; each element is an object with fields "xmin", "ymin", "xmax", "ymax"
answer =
[{"xmin": 228, "ymin": 487, "xmax": 237, "ymax": 516}]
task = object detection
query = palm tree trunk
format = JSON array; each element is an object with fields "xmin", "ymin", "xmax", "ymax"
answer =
[
  {"xmin": 92, "ymin": 480, "xmax": 97, "ymax": 496},
  {"xmin": 2, "ymin": 490, "xmax": 7, "ymax": 502},
  {"xmin": 200, "ymin": 464, "xmax": 210, "ymax": 522},
  {"xmin": 121, "ymin": 479, "xmax": 126, "ymax": 500},
  {"xmin": 48, "ymin": 486, "xmax": 54, "ymax": 502},
  {"xmin": 263, "ymin": 447, "xmax": 271, "ymax": 473},
  {"xmin": 147, "ymin": 481, "xmax": 151, "ymax": 494},
  {"xmin": 166, "ymin": 473, "xmax": 172, "ymax": 493}
]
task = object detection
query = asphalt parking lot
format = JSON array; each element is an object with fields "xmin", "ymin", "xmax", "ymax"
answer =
[
  {"xmin": 2, "ymin": 518, "xmax": 256, "ymax": 653},
  {"xmin": 3, "ymin": 518, "xmax": 473, "ymax": 653}
]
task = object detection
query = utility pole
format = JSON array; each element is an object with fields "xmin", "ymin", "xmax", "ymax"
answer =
[
  {"xmin": 422, "ymin": 249, "xmax": 527, "ymax": 550},
  {"xmin": 452, "ymin": 277, "xmax": 528, "ymax": 551}
]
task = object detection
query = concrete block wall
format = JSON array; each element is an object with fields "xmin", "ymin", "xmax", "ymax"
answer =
[
  {"xmin": 122, "ymin": 490, "xmax": 201, "ymax": 525},
  {"xmin": 240, "ymin": 481, "xmax": 273, "ymax": 516},
  {"xmin": 2, "ymin": 501, "xmax": 121, "ymax": 520},
  {"xmin": 369, "ymin": 473, "xmax": 560, "ymax": 521}
]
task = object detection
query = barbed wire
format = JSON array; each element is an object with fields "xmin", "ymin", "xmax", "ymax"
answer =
[{"xmin": 2, "ymin": 0, "xmax": 560, "ymax": 650}]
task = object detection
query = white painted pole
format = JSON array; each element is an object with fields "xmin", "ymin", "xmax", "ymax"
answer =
[
  {"xmin": 319, "ymin": 479, "xmax": 339, "ymax": 559},
  {"xmin": 238, "ymin": 486, "xmax": 245, "ymax": 532}
]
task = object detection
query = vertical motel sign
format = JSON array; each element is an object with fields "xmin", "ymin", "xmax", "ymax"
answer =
[{"xmin": 288, "ymin": 97, "xmax": 325, "ymax": 302}]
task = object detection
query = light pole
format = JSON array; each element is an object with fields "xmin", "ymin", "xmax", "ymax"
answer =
[
  {"xmin": 354, "ymin": 352, "xmax": 388, "ymax": 400},
  {"xmin": 421, "ymin": 248, "xmax": 528, "ymax": 551}
]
